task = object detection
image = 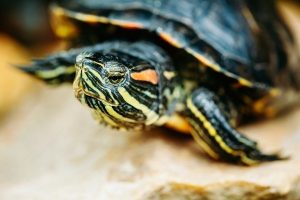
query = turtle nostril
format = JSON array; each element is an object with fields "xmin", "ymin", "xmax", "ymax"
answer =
[
  {"xmin": 82, "ymin": 65, "xmax": 89, "ymax": 72},
  {"xmin": 74, "ymin": 89, "xmax": 84, "ymax": 98}
]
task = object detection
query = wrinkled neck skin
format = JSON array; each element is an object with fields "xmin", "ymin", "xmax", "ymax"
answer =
[{"xmin": 73, "ymin": 41, "xmax": 185, "ymax": 130}]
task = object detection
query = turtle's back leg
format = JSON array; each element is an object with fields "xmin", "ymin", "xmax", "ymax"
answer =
[
  {"xmin": 19, "ymin": 42, "xmax": 132, "ymax": 85},
  {"xmin": 185, "ymin": 88, "xmax": 285, "ymax": 165},
  {"xmin": 19, "ymin": 51, "xmax": 78, "ymax": 85}
]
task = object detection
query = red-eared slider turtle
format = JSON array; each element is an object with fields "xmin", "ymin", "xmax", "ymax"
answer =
[{"xmin": 21, "ymin": 0, "xmax": 300, "ymax": 165}]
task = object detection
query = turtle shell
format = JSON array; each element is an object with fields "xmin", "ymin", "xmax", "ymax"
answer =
[{"xmin": 51, "ymin": 0, "xmax": 300, "ymax": 91}]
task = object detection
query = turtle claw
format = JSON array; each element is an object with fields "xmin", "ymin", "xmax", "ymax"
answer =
[{"xmin": 246, "ymin": 150, "xmax": 289, "ymax": 164}]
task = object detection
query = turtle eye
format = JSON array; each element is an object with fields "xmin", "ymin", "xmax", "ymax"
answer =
[
  {"xmin": 108, "ymin": 72, "xmax": 125, "ymax": 84},
  {"xmin": 105, "ymin": 61, "xmax": 127, "ymax": 85}
]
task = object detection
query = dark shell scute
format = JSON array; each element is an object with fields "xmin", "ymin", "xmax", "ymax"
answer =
[{"xmin": 55, "ymin": 0, "xmax": 300, "ymax": 89}]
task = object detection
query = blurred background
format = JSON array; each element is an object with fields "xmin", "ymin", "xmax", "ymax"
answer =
[{"xmin": 0, "ymin": 0, "xmax": 62, "ymax": 120}]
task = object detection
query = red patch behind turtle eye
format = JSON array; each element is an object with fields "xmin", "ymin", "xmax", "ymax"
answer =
[{"xmin": 130, "ymin": 69, "xmax": 159, "ymax": 85}]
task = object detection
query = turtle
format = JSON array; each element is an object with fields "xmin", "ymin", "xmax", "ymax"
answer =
[{"xmin": 20, "ymin": 0, "xmax": 300, "ymax": 165}]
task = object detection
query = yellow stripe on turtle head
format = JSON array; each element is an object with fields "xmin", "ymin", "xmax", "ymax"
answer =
[
  {"xmin": 118, "ymin": 87, "xmax": 159, "ymax": 125},
  {"xmin": 104, "ymin": 106, "xmax": 136, "ymax": 123}
]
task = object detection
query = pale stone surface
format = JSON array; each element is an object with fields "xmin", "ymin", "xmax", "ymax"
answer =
[{"xmin": 0, "ymin": 86, "xmax": 299, "ymax": 200}]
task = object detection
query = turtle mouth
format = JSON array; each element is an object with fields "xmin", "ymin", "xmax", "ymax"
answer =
[
  {"xmin": 74, "ymin": 87, "xmax": 119, "ymax": 106},
  {"xmin": 73, "ymin": 73, "xmax": 119, "ymax": 106}
]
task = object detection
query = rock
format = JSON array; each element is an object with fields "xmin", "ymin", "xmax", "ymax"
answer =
[{"xmin": 0, "ymin": 86, "xmax": 300, "ymax": 200}]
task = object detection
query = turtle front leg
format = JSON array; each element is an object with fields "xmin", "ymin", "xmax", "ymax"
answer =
[{"xmin": 185, "ymin": 88, "xmax": 284, "ymax": 165}]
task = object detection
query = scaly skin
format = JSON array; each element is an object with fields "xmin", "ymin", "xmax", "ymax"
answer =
[{"xmin": 20, "ymin": 41, "xmax": 285, "ymax": 165}]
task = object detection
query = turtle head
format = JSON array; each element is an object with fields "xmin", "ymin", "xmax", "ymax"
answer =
[{"xmin": 73, "ymin": 51, "xmax": 163, "ymax": 129}]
